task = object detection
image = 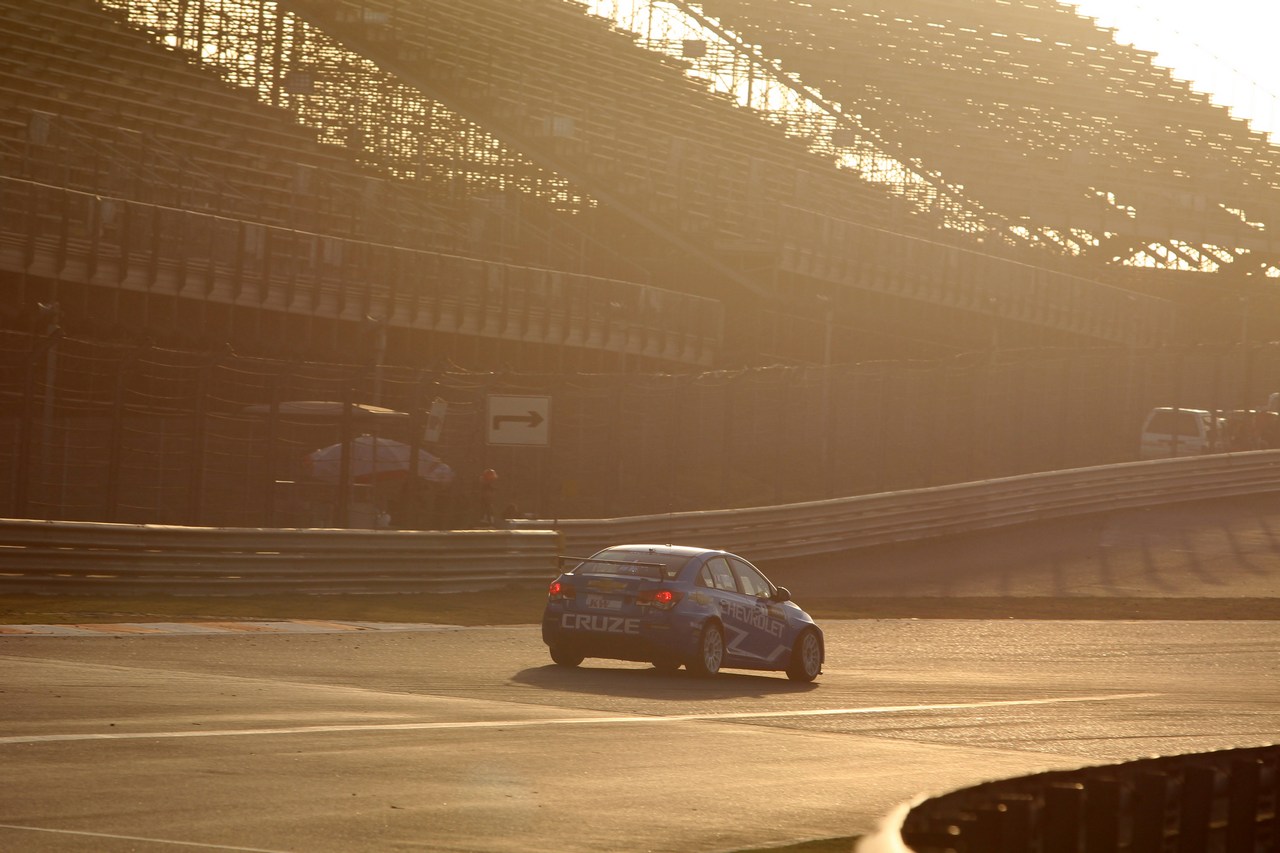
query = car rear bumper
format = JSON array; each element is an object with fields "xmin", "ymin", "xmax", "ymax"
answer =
[{"xmin": 542, "ymin": 608, "xmax": 689, "ymax": 662}]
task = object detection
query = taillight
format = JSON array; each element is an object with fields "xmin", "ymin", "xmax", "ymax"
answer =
[
  {"xmin": 548, "ymin": 580, "xmax": 575, "ymax": 601},
  {"xmin": 637, "ymin": 588, "xmax": 681, "ymax": 610}
]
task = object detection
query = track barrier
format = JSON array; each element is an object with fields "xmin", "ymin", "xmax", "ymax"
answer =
[
  {"xmin": 518, "ymin": 451, "xmax": 1280, "ymax": 559},
  {"xmin": 4, "ymin": 451, "xmax": 1280, "ymax": 594},
  {"xmin": 0, "ymin": 524, "xmax": 561, "ymax": 594}
]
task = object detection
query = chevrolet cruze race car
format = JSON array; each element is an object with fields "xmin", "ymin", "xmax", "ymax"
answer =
[{"xmin": 541, "ymin": 544, "xmax": 823, "ymax": 681}]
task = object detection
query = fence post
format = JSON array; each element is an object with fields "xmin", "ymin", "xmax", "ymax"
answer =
[
  {"xmin": 106, "ymin": 345, "xmax": 146, "ymax": 523},
  {"xmin": 263, "ymin": 371, "xmax": 282, "ymax": 526},
  {"xmin": 187, "ymin": 354, "xmax": 213, "ymax": 524},
  {"xmin": 14, "ymin": 316, "xmax": 62, "ymax": 518},
  {"xmin": 337, "ymin": 386, "xmax": 354, "ymax": 528}
]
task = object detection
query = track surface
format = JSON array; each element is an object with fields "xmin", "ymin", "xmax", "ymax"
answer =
[
  {"xmin": 1, "ymin": 619, "xmax": 1277, "ymax": 853},
  {"xmin": 1, "ymin": 498, "xmax": 1278, "ymax": 852}
]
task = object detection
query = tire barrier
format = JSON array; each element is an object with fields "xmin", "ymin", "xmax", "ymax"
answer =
[{"xmin": 892, "ymin": 744, "xmax": 1279, "ymax": 853}]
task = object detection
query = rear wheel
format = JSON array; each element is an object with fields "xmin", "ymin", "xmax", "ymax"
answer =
[
  {"xmin": 786, "ymin": 629, "xmax": 822, "ymax": 682},
  {"xmin": 687, "ymin": 623, "xmax": 724, "ymax": 678},
  {"xmin": 549, "ymin": 646, "xmax": 584, "ymax": 667}
]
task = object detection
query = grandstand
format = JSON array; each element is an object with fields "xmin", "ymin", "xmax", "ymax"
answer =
[
  {"xmin": 1, "ymin": 0, "xmax": 1276, "ymax": 370},
  {"xmin": 664, "ymin": 1, "xmax": 1280, "ymax": 315}
]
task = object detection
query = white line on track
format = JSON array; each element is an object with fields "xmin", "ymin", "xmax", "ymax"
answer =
[
  {"xmin": 0, "ymin": 693, "xmax": 1159, "ymax": 745},
  {"xmin": 0, "ymin": 823, "xmax": 288, "ymax": 852},
  {"xmin": 0, "ymin": 621, "xmax": 461, "ymax": 636}
]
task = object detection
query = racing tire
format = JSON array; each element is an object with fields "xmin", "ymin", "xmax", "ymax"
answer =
[
  {"xmin": 549, "ymin": 646, "xmax": 584, "ymax": 667},
  {"xmin": 686, "ymin": 623, "xmax": 724, "ymax": 678},
  {"xmin": 786, "ymin": 629, "xmax": 822, "ymax": 682}
]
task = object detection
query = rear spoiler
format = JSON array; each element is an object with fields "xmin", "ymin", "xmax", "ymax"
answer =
[{"xmin": 557, "ymin": 555, "xmax": 672, "ymax": 579}]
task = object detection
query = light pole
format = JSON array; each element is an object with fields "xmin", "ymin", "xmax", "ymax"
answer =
[
  {"xmin": 1240, "ymin": 296, "xmax": 1252, "ymax": 409},
  {"xmin": 988, "ymin": 296, "xmax": 1000, "ymax": 352},
  {"xmin": 817, "ymin": 295, "xmax": 833, "ymax": 497},
  {"xmin": 364, "ymin": 314, "xmax": 387, "ymax": 405},
  {"xmin": 37, "ymin": 302, "xmax": 61, "ymax": 512}
]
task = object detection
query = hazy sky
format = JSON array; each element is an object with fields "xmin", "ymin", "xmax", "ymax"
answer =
[{"xmin": 1070, "ymin": 0, "xmax": 1280, "ymax": 139}]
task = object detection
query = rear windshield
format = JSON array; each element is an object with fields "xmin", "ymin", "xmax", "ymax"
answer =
[
  {"xmin": 1146, "ymin": 409, "xmax": 1206, "ymax": 436},
  {"xmin": 568, "ymin": 550, "xmax": 692, "ymax": 580}
]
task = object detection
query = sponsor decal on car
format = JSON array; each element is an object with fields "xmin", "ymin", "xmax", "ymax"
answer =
[
  {"xmin": 561, "ymin": 613, "xmax": 641, "ymax": 634},
  {"xmin": 717, "ymin": 598, "xmax": 785, "ymax": 637}
]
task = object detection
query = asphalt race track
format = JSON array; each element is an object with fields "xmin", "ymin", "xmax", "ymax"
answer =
[{"xmin": 2, "ymin": 499, "xmax": 1279, "ymax": 853}]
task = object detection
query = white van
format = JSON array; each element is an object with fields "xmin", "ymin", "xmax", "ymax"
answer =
[{"xmin": 1139, "ymin": 407, "xmax": 1223, "ymax": 459}]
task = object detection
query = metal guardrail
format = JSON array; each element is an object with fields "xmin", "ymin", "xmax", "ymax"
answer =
[
  {"xmin": 516, "ymin": 451, "xmax": 1280, "ymax": 560},
  {"xmin": 0, "ymin": 523, "xmax": 562, "ymax": 594},
  {"xmin": 3, "ymin": 451, "xmax": 1280, "ymax": 595}
]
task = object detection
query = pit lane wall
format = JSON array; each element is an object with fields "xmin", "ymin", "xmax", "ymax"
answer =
[
  {"xmin": 860, "ymin": 743, "xmax": 1279, "ymax": 853},
  {"xmin": 4, "ymin": 451, "xmax": 1280, "ymax": 594}
]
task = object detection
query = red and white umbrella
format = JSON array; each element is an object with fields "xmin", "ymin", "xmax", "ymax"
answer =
[{"xmin": 304, "ymin": 435, "xmax": 454, "ymax": 484}]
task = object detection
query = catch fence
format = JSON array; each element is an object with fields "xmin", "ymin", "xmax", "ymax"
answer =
[{"xmin": 1, "ymin": 328, "xmax": 1277, "ymax": 527}]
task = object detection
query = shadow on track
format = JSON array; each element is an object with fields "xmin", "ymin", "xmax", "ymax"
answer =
[{"xmin": 512, "ymin": 663, "xmax": 820, "ymax": 700}]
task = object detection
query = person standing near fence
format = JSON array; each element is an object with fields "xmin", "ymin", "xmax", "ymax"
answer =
[{"xmin": 479, "ymin": 468, "xmax": 499, "ymax": 526}]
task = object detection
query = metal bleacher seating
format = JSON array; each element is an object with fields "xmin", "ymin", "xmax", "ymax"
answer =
[
  {"xmin": 696, "ymin": 0, "xmax": 1280, "ymax": 277},
  {"xmin": 269, "ymin": 0, "xmax": 1209, "ymax": 349},
  {"xmin": 282, "ymin": 0, "xmax": 914, "ymax": 260},
  {"xmin": 0, "ymin": 0, "xmax": 467, "ymax": 253},
  {"xmin": 0, "ymin": 0, "xmax": 735, "ymax": 369}
]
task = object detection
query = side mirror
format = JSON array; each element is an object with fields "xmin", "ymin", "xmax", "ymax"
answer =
[{"xmin": 773, "ymin": 586, "xmax": 792, "ymax": 602}]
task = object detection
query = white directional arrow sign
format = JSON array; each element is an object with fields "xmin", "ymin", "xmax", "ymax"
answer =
[{"xmin": 486, "ymin": 395, "xmax": 551, "ymax": 446}]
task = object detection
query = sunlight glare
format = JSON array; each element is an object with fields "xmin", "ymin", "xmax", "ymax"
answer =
[{"xmin": 1070, "ymin": 0, "xmax": 1280, "ymax": 138}]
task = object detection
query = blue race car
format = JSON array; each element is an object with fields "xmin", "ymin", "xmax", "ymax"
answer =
[{"xmin": 541, "ymin": 544, "xmax": 824, "ymax": 681}]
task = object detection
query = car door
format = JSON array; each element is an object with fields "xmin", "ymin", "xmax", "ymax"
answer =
[
  {"xmin": 727, "ymin": 557, "xmax": 791, "ymax": 665},
  {"xmin": 701, "ymin": 556, "xmax": 779, "ymax": 664}
]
